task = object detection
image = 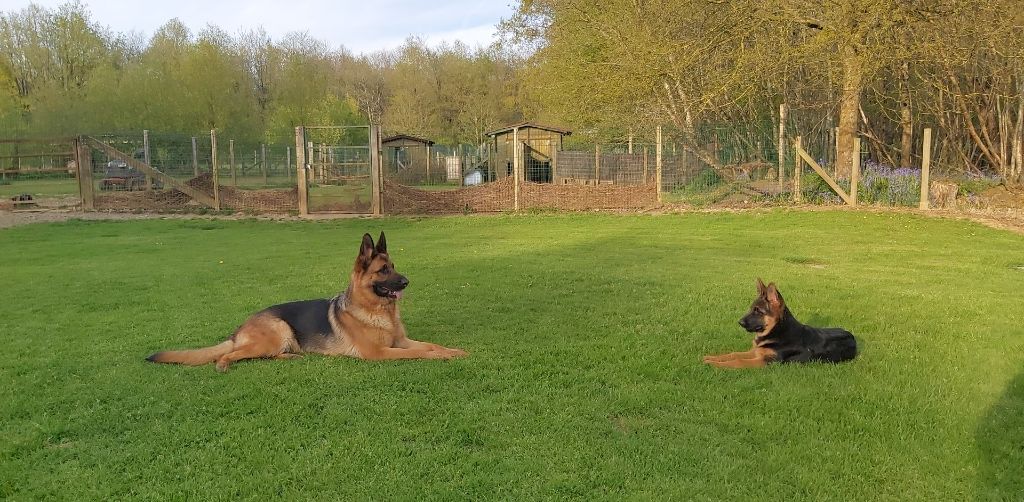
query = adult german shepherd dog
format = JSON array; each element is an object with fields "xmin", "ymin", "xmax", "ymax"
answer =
[
  {"xmin": 147, "ymin": 232, "xmax": 467, "ymax": 371},
  {"xmin": 703, "ymin": 279, "xmax": 857, "ymax": 369}
]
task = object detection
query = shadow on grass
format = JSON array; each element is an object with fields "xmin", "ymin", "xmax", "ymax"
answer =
[{"xmin": 976, "ymin": 369, "xmax": 1024, "ymax": 500}]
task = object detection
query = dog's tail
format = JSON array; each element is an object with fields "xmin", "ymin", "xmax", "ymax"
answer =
[{"xmin": 146, "ymin": 340, "xmax": 234, "ymax": 366}]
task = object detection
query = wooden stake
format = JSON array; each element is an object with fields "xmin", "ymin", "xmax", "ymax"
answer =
[
  {"xmin": 229, "ymin": 140, "xmax": 236, "ymax": 186},
  {"xmin": 919, "ymin": 128, "xmax": 932, "ymax": 210},
  {"xmin": 595, "ymin": 144, "xmax": 601, "ymax": 182}
]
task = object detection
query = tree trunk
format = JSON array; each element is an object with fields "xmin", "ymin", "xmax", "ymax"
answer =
[
  {"xmin": 899, "ymin": 62, "xmax": 913, "ymax": 168},
  {"xmin": 837, "ymin": 48, "xmax": 864, "ymax": 179}
]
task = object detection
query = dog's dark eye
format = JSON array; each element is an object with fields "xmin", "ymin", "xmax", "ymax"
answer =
[{"xmin": 378, "ymin": 266, "xmax": 389, "ymax": 274}]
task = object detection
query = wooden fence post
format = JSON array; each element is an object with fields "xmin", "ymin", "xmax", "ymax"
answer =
[
  {"xmin": 261, "ymin": 143, "xmax": 268, "ymax": 186},
  {"xmin": 211, "ymin": 129, "xmax": 220, "ymax": 210},
  {"xmin": 425, "ymin": 143, "xmax": 432, "ymax": 184},
  {"xmin": 919, "ymin": 128, "xmax": 932, "ymax": 210},
  {"xmin": 643, "ymin": 145, "xmax": 649, "ymax": 184},
  {"xmin": 229, "ymin": 140, "xmax": 236, "ymax": 186},
  {"xmin": 778, "ymin": 103, "xmax": 786, "ymax": 187},
  {"xmin": 286, "ymin": 147, "xmax": 292, "ymax": 182},
  {"xmin": 143, "ymin": 129, "xmax": 152, "ymax": 191},
  {"xmin": 191, "ymin": 136, "xmax": 198, "ymax": 176},
  {"xmin": 513, "ymin": 126, "xmax": 520, "ymax": 211},
  {"xmin": 296, "ymin": 127, "xmax": 308, "ymax": 216},
  {"xmin": 656, "ymin": 125, "xmax": 663, "ymax": 203},
  {"xmin": 850, "ymin": 136, "xmax": 861, "ymax": 206},
  {"xmin": 595, "ymin": 144, "xmax": 601, "ymax": 182},
  {"xmin": 550, "ymin": 139, "xmax": 558, "ymax": 183},
  {"xmin": 794, "ymin": 136, "xmax": 803, "ymax": 203},
  {"xmin": 75, "ymin": 137, "xmax": 95, "ymax": 210},
  {"xmin": 370, "ymin": 125, "xmax": 382, "ymax": 215}
]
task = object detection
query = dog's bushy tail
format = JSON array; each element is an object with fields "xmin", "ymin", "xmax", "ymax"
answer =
[{"xmin": 147, "ymin": 340, "xmax": 234, "ymax": 366}]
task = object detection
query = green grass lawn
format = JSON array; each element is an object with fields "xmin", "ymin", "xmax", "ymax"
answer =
[
  {"xmin": 0, "ymin": 178, "xmax": 79, "ymax": 197},
  {"xmin": 1, "ymin": 212, "xmax": 1022, "ymax": 499}
]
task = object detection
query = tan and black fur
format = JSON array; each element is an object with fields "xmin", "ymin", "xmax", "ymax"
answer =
[
  {"xmin": 147, "ymin": 232, "xmax": 466, "ymax": 371},
  {"xmin": 703, "ymin": 279, "xmax": 857, "ymax": 369}
]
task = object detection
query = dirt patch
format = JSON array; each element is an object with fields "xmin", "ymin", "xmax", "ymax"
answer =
[{"xmin": 977, "ymin": 185, "xmax": 1024, "ymax": 209}]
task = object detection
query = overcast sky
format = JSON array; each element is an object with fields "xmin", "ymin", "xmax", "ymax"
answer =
[{"xmin": 0, "ymin": 0, "xmax": 517, "ymax": 54}]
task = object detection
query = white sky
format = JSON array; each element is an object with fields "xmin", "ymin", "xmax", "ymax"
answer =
[{"xmin": 0, "ymin": 0, "xmax": 517, "ymax": 54}]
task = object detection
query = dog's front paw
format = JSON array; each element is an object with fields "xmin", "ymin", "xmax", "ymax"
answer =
[
  {"xmin": 440, "ymin": 347, "xmax": 468, "ymax": 359},
  {"xmin": 702, "ymin": 355, "xmax": 719, "ymax": 364}
]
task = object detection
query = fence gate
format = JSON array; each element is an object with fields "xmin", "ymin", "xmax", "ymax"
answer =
[{"xmin": 296, "ymin": 126, "xmax": 378, "ymax": 214}]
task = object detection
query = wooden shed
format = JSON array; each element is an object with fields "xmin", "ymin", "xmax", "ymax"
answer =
[
  {"xmin": 485, "ymin": 122, "xmax": 572, "ymax": 183},
  {"xmin": 382, "ymin": 134, "xmax": 437, "ymax": 185}
]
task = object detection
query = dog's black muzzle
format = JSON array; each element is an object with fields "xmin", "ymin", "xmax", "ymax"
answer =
[{"xmin": 373, "ymin": 274, "xmax": 409, "ymax": 299}]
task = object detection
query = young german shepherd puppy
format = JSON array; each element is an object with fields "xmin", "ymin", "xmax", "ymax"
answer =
[
  {"xmin": 703, "ymin": 279, "xmax": 857, "ymax": 369},
  {"xmin": 147, "ymin": 232, "xmax": 467, "ymax": 371}
]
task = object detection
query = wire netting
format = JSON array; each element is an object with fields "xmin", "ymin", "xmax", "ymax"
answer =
[{"xmin": 0, "ymin": 139, "xmax": 80, "ymax": 210}]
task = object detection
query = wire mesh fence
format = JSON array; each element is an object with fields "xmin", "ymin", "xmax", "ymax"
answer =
[
  {"xmin": 82, "ymin": 132, "xmax": 298, "ymax": 213},
  {"xmin": 380, "ymin": 136, "xmax": 515, "ymax": 214},
  {"xmin": 0, "ymin": 138, "xmax": 80, "ymax": 210},
  {"xmin": 1, "ymin": 120, "xmax": 952, "ymax": 215}
]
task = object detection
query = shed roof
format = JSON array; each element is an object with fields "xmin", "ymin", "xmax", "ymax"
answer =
[
  {"xmin": 484, "ymin": 122, "xmax": 573, "ymax": 137},
  {"xmin": 381, "ymin": 134, "xmax": 435, "ymax": 146}
]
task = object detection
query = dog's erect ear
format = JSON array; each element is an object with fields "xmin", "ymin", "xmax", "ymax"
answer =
[
  {"xmin": 756, "ymin": 277, "xmax": 767, "ymax": 294},
  {"xmin": 375, "ymin": 231, "xmax": 388, "ymax": 255},
  {"xmin": 765, "ymin": 282, "xmax": 783, "ymax": 307},
  {"xmin": 357, "ymin": 233, "xmax": 375, "ymax": 269}
]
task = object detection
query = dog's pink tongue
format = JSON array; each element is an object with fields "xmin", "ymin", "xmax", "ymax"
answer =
[{"xmin": 394, "ymin": 290, "xmax": 403, "ymax": 299}]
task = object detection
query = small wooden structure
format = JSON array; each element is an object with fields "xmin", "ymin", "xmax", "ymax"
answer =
[
  {"xmin": 382, "ymin": 134, "xmax": 436, "ymax": 185},
  {"xmin": 485, "ymin": 122, "xmax": 572, "ymax": 183}
]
